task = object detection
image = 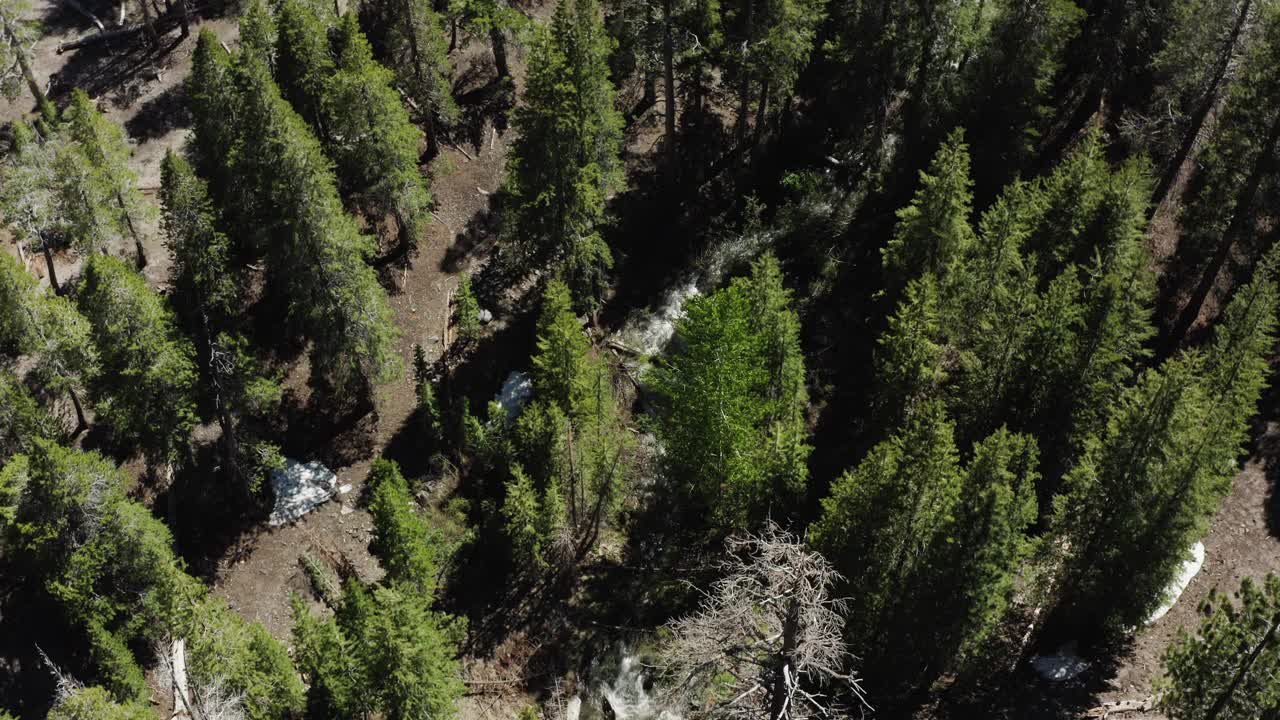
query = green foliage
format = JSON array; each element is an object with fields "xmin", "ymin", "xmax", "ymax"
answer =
[
  {"xmin": 531, "ymin": 280, "xmax": 589, "ymax": 411},
  {"xmin": 873, "ymin": 275, "xmax": 945, "ymax": 426},
  {"xmin": 213, "ymin": 49, "xmax": 401, "ymax": 397},
  {"xmin": 327, "ymin": 13, "xmax": 432, "ymax": 251},
  {"xmin": 503, "ymin": 464, "xmax": 547, "ymax": 567},
  {"xmin": 186, "ymin": 31, "xmax": 239, "ymax": 200},
  {"xmin": 0, "ymin": 441, "xmax": 301, "ymax": 713},
  {"xmin": 369, "ymin": 459, "xmax": 444, "ymax": 594},
  {"xmin": 719, "ymin": 0, "xmax": 826, "ymax": 129},
  {"xmin": 1048, "ymin": 350, "xmax": 1238, "ymax": 636},
  {"xmin": 161, "ymin": 151, "xmax": 282, "ymax": 489},
  {"xmin": 77, "ymin": 255, "xmax": 199, "ymax": 465},
  {"xmin": 46, "ymin": 686, "xmax": 152, "ymax": 720},
  {"xmin": 1179, "ymin": 3, "xmax": 1280, "ymax": 264},
  {"xmin": 61, "ymin": 90, "xmax": 152, "ymax": 260},
  {"xmin": 239, "ymin": 0, "xmax": 278, "ymax": 64},
  {"xmin": 453, "ymin": 272, "xmax": 482, "ymax": 343},
  {"xmin": 961, "ymin": 0, "xmax": 1085, "ymax": 181},
  {"xmin": 0, "ymin": 254, "xmax": 94, "ymax": 431},
  {"xmin": 292, "ymin": 581, "xmax": 466, "ymax": 720},
  {"xmin": 274, "ymin": 0, "xmax": 336, "ymax": 129},
  {"xmin": 506, "ymin": 280, "xmax": 629, "ymax": 561},
  {"xmin": 184, "ymin": 596, "xmax": 306, "ymax": 720},
  {"xmin": 0, "ymin": 370, "xmax": 56, "ymax": 461},
  {"xmin": 86, "ymin": 621, "xmax": 147, "ymax": 704},
  {"xmin": 812, "ymin": 403, "xmax": 1038, "ymax": 694},
  {"xmin": 882, "ymin": 130, "xmax": 975, "ymax": 288},
  {"xmin": 1158, "ymin": 574, "xmax": 1280, "ymax": 720},
  {"xmin": 414, "ymin": 344, "xmax": 444, "ymax": 445},
  {"xmin": 651, "ymin": 254, "xmax": 809, "ymax": 530},
  {"xmin": 160, "ymin": 149, "xmax": 238, "ymax": 326},
  {"xmin": 1051, "ymin": 248, "xmax": 1277, "ymax": 636},
  {"xmin": 357, "ymin": 0, "xmax": 458, "ymax": 126},
  {"xmin": 505, "ymin": 0, "xmax": 624, "ymax": 309}
]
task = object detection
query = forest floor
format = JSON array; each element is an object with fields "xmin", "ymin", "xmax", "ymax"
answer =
[{"xmin": 4, "ymin": 2, "xmax": 1280, "ymax": 719}]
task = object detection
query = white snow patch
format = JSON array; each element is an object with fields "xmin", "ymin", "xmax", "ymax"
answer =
[
  {"xmin": 1032, "ymin": 645, "xmax": 1090, "ymax": 681},
  {"xmin": 1146, "ymin": 542, "xmax": 1206, "ymax": 625},
  {"xmin": 268, "ymin": 459, "xmax": 337, "ymax": 526},
  {"xmin": 496, "ymin": 370, "xmax": 533, "ymax": 417}
]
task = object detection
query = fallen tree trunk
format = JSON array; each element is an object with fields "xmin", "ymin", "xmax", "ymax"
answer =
[
  {"xmin": 63, "ymin": 0, "xmax": 106, "ymax": 30},
  {"xmin": 1086, "ymin": 696, "xmax": 1153, "ymax": 718},
  {"xmin": 56, "ymin": 2, "xmax": 195, "ymax": 52}
]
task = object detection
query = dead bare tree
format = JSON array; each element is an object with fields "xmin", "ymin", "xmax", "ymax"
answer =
[{"xmin": 658, "ymin": 522, "xmax": 872, "ymax": 720}]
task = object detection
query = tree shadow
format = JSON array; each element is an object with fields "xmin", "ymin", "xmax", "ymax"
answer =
[
  {"xmin": 0, "ymin": 578, "xmax": 81, "ymax": 719},
  {"xmin": 157, "ymin": 443, "xmax": 272, "ymax": 580},
  {"xmin": 440, "ymin": 190, "xmax": 504, "ymax": 274},
  {"xmin": 48, "ymin": 31, "xmax": 185, "ymax": 111},
  {"xmin": 452, "ymin": 58, "xmax": 514, "ymax": 154},
  {"xmin": 123, "ymin": 80, "xmax": 190, "ymax": 141}
]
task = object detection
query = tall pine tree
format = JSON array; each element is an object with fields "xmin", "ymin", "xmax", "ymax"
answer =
[{"xmin": 505, "ymin": 0, "xmax": 624, "ymax": 309}]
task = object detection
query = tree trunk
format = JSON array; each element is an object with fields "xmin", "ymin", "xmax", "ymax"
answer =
[
  {"xmin": 137, "ymin": 0, "xmax": 159, "ymax": 47},
  {"xmin": 734, "ymin": 0, "xmax": 754, "ymax": 143},
  {"xmin": 1165, "ymin": 108, "xmax": 1280, "ymax": 353},
  {"xmin": 1150, "ymin": 0, "xmax": 1255, "ymax": 213},
  {"xmin": 754, "ymin": 79, "xmax": 769, "ymax": 139},
  {"xmin": 662, "ymin": 0, "xmax": 676, "ymax": 179},
  {"xmin": 176, "ymin": 0, "xmax": 190, "ymax": 37},
  {"xmin": 768, "ymin": 598, "xmax": 801, "ymax": 720},
  {"xmin": 68, "ymin": 387, "xmax": 88, "ymax": 436},
  {"xmin": 491, "ymin": 26, "xmax": 510, "ymax": 80},
  {"xmin": 1204, "ymin": 611, "xmax": 1280, "ymax": 720},
  {"xmin": 41, "ymin": 238, "xmax": 63, "ymax": 295},
  {"xmin": 117, "ymin": 191, "xmax": 148, "ymax": 268}
]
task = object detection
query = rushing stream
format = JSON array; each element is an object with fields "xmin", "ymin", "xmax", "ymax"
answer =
[
  {"xmin": 612, "ymin": 229, "xmax": 775, "ymax": 358},
  {"xmin": 570, "ymin": 649, "xmax": 680, "ymax": 720}
]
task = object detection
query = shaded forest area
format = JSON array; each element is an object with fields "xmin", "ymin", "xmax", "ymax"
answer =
[{"xmin": 4, "ymin": 0, "xmax": 1280, "ymax": 718}]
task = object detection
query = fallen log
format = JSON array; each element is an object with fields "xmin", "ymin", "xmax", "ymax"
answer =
[
  {"xmin": 57, "ymin": 24, "xmax": 142, "ymax": 53},
  {"xmin": 56, "ymin": 2, "xmax": 191, "ymax": 52},
  {"xmin": 1085, "ymin": 696, "xmax": 1154, "ymax": 718},
  {"xmin": 63, "ymin": 0, "xmax": 106, "ymax": 30}
]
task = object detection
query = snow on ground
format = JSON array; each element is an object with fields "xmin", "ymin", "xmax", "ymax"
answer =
[
  {"xmin": 268, "ymin": 459, "xmax": 337, "ymax": 526},
  {"xmin": 1146, "ymin": 542, "xmax": 1206, "ymax": 625}
]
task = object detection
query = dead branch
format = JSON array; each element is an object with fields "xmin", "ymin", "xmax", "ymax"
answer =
[{"xmin": 657, "ymin": 522, "xmax": 871, "ymax": 720}]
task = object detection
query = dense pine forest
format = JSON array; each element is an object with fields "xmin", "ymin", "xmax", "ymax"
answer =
[{"xmin": 3, "ymin": 0, "xmax": 1280, "ymax": 717}]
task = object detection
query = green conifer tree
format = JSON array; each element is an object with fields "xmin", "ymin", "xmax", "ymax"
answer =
[
  {"xmin": 651, "ymin": 255, "xmax": 809, "ymax": 529},
  {"xmin": 1170, "ymin": 3, "xmax": 1280, "ymax": 349},
  {"xmin": 229, "ymin": 51, "xmax": 402, "ymax": 398},
  {"xmin": 1158, "ymin": 574, "xmax": 1280, "ymax": 720},
  {"xmin": 186, "ymin": 31, "xmax": 239, "ymax": 205},
  {"xmin": 453, "ymin": 271, "xmax": 482, "ymax": 344},
  {"xmin": 47, "ymin": 687, "xmax": 152, "ymax": 720},
  {"xmin": 239, "ymin": 0, "xmax": 278, "ymax": 66},
  {"xmin": 357, "ymin": 0, "xmax": 458, "ymax": 135},
  {"xmin": 368, "ymin": 460, "xmax": 444, "ymax": 594},
  {"xmin": 813, "ymin": 404, "xmax": 1039, "ymax": 695},
  {"xmin": 505, "ymin": 0, "xmax": 624, "ymax": 309},
  {"xmin": 62, "ymin": 90, "xmax": 152, "ymax": 267},
  {"xmin": 161, "ymin": 151, "xmax": 284, "ymax": 489},
  {"xmin": 76, "ymin": 255, "xmax": 199, "ymax": 468},
  {"xmin": 274, "ymin": 0, "xmax": 336, "ymax": 132},
  {"xmin": 327, "ymin": 13, "xmax": 432, "ymax": 253},
  {"xmin": 882, "ymin": 130, "xmax": 976, "ymax": 289},
  {"xmin": 291, "ymin": 580, "xmax": 465, "ymax": 719}
]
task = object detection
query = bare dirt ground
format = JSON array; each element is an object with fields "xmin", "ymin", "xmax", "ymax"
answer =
[{"xmin": 4, "ymin": 2, "xmax": 535, "ymax": 715}]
